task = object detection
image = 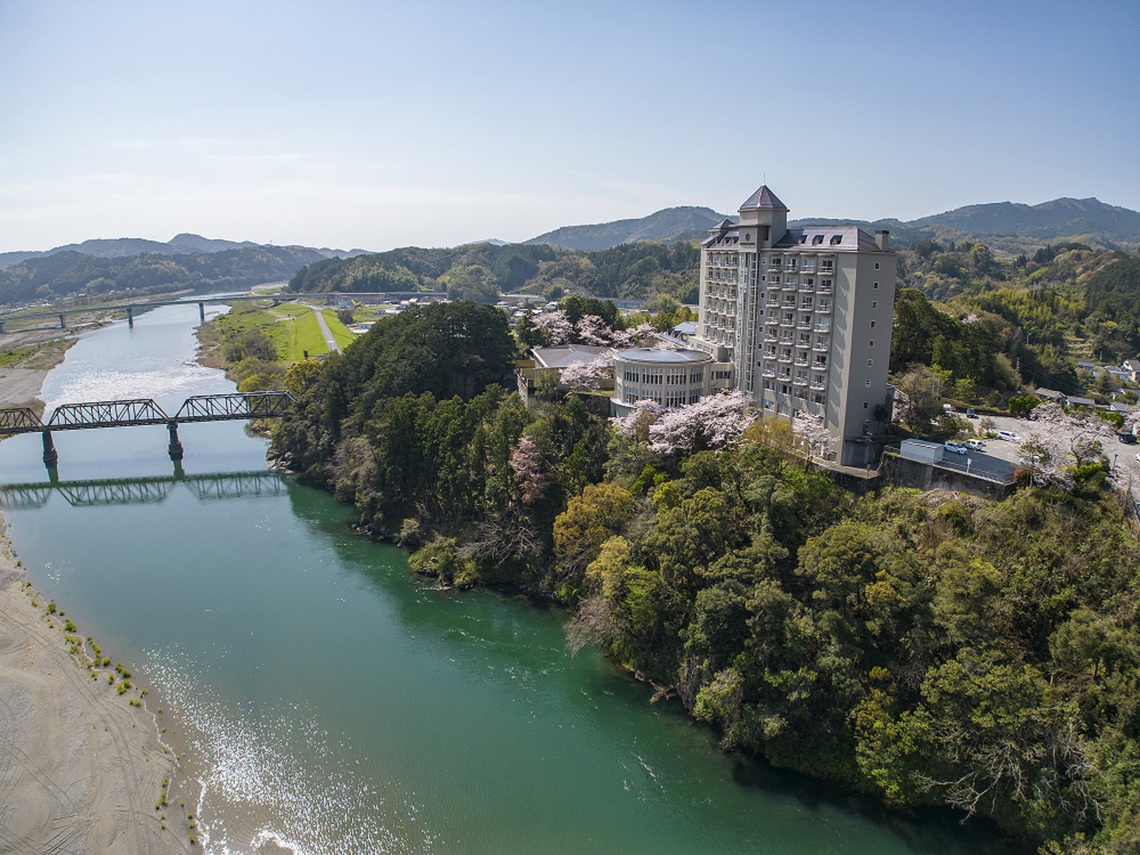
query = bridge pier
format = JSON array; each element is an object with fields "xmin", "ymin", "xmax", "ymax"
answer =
[
  {"xmin": 167, "ymin": 421, "xmax": 184, "ymax": 461},
  {"xmin": 41, "ymin": 431, "xmax": 58, "ymax": 467},
  {"xmin": 59, "ymin": 314, "xmax": 66, "ymax": 329},
  {"xmin": 127, "ymin": 306, "xmax": 134, "ymax": 328},
  {"xmin": 198, "ymin": 302, "xmax": 205, "ymax": 322}
]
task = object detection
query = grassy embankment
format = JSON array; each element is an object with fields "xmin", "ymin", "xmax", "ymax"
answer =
[{"xmin": 196, "ymin": 302, "xmax": 357, "ymax": 389}]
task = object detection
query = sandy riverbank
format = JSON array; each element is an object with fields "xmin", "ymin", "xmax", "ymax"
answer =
[
  {"xmin": 2, "ymin": 326, "xmax": 196, "ymax": 852},
  {"xmin": 0, "ymin": 517, "xmax": 192, "ymax": 854}
]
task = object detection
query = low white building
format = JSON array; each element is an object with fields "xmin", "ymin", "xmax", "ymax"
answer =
[{"xmin": 611, "ymin": 347, "xmax": 732, "ymax": 416}]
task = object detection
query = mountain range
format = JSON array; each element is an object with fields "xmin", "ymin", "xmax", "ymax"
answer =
[
  {"xmin": 2, "ymin": 195, "xmax": 1137, "ymax": 291},
  {"xmin": 0, "ymin": 234, "xmax": 367, "ymax": 271},
  {"xmin": 522, "ymin": 197, "xmax": 1140, "ymax": 253}
]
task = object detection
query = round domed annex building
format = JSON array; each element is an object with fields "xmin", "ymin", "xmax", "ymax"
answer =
[{"xmin": 611, "ymin": 347, "xmax": 733, "ymax": 416}]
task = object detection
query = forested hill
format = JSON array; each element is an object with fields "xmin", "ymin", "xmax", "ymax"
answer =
[
  {"xmin": 524, "ymin": 206, "xmax": 726, "ymax": 251},
  {"xmin": 0, "ymin": 232, "xmax": 368, "ymax": 272},
  {"xmin": 287, "ymin": 241, "xmax": 702, "ymax": 304},
  {"xmin": 0, "ymin": 245, "xmax": 330, "ymax": 305},
  {"xmin": 270, "ymin": 300, "xmax": 1140, "ymax": 854}
]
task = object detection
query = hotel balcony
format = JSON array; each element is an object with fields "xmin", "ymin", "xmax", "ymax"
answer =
[
  {"xmin": 816, "ymin": 304, "xmax": 832, "ymax": 314},
  {"xmin": 780, "ymin": 318, "xmax": 795, "ymax": 328},
  {"xmin": 761, "ymin": 367, "xmax": 776, "ymax": 378},
  {"xmin": 810, "ymin": 381, "xmax": 827, "ymax": 391},
  {"xmin": 799, "ymin": 282, "xmax": 814, "ymax": 293},
  {"xmin": 782, "ymin": 280, "xmax": 798, "ymax": 291},
  {"xmin": 797, "ymin": 320, "xmax": 813, "ymax": 330},
  {"xmin": 793, "ymin": 377, "xmax": 809, "ymax": 387},
  {"xmin": 778, "ymin": 354, "xmax": 793, "ymax": 364},
  {"xmin": 794, "ymin": 358, "xmax": 809, "ymax": 367},
  {"xmin": 815, "ymin": 324, "xmax": 831, "ymax": 333},
  {"xmin": 817, "ymin": 286, "xmax": 833, "ymax": 296},
  {"xmin": 813, "ymin": 342, "xmax": 829, "ymax": 351},
  {"xmin": 764, "ymin": 332, "xmax": 778, "ymax": 343}
]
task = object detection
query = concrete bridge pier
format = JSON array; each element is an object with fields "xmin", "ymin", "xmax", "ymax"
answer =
[
  {"xmin": 127, "ymin": 306, "xmax": 134, "ymax": 328},
  {"xmin": 41, "ymin": 431, "xmax": 58, "ymax": 467},
  {"xmin": 59, "ymin": 314, "xmax": 66, "ymax": 329},
  {"xmin": 167, "ymin": 421, "xmax": 184, "ymax": 461},
  {"xmin": 198, "ymin": 302, "xmax": 206, "ymax": 322}
]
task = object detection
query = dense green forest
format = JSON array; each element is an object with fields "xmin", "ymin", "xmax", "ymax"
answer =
[
  {"xmin": 287, "ymin": 240, "xmax": 702, "ymax": 304},
  {"xmin": 885, "ymin": 243, "xmax": 1140, "ymax": 406},
  {"xmin": 271, "ymin": 301, "xmax": 1140, "ymax": 853},
  {"xmin": 0, "ymin": 245, "xmax": 327, "ymax": 306}
]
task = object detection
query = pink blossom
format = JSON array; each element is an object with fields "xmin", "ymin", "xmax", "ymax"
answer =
[{"xmin": 559, "ymin": 353, "xmax": 614, "ymax": 392}]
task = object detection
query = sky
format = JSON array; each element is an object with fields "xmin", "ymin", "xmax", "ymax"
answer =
[{"xmin": 1, "ymin": 0, "xmax": 1138, "ymax": 254}]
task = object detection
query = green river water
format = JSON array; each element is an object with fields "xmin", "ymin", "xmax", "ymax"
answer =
[{"xmin": 0, "ymin": 305, "xmax": 1012, "ymax": 854}]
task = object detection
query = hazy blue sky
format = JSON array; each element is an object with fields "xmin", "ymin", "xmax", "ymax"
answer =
[{"xmin": 2, "ymin": 0, "xmax": 1137, "ymax": 253}]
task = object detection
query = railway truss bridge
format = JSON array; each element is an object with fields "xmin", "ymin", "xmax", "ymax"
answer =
[{"xmin": 0, "ymin": 391, "xmax": 294, "ymax": 467}]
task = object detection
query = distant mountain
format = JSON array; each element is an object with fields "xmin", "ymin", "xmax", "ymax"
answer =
[
  {"xmin": 523, "ymin": 197, "xmax": 1140, "ymax": 255},
  {"xmin": 0, "ymin": 245, "xmax": 335, "ymax": 307},
  {"xmin": 908, "ymin": 197, "xmax": 1140, "ymax": 243},
  {"xmin": 0, "ymin": 233, "xmax": 367, "ymax": 271},
  {"xmin": 526, "ymin": 206, "xmax": 726, "ymax": 251}
]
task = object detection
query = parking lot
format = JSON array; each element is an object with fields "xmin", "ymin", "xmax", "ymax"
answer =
[{"xmin": 944, "ymin": 410, "xmax": 1140, "ymax": 500}]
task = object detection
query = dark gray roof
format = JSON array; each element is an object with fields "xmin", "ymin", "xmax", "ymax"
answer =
[
  {"xmin": 739, "ymin": 185, "xmax": 788, "ymax": 212},
  {"xmin": 774, "ymin": 225, "xmax": 884, "ymax": 252},
  {"xmin": 614, "ymin": 347, "xmax": 711, "ymax": 365},
  {"xmin": 709, "ymin": 217, "xmax": 737, "ymax": 232}
]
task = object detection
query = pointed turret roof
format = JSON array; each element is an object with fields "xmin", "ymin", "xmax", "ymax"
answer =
[{"xmin": 739, "ymin": 185, "xmax": 788, "ymax": 212}]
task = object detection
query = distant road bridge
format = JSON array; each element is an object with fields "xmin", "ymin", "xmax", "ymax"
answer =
[
  {"xmin": 0, "ymin": 470, "xmax": 289, "ymax": 510},
  {"xmin": 0, "ymin": 391, "xmax": 294, "ymax": 467},
  {"xmin": 0, "ymin": 291, "xmax": 446, "ymax": 332}
]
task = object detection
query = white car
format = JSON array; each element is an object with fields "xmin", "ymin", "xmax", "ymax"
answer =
[
  {"xmin": 944, "ymin": 441, "xmax": 968, "ymax": 455},
  {"xmin": 963, "ymin": 439, "xmax": 985, "ymax": 451},
  {"xmin": 996, "ymin": 430, "xmax": 1022, "ymax": 442}
]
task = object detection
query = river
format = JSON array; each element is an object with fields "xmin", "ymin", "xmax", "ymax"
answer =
[{"xmin": 0, "ymin": 304, "xmax": 1011, "ymax": 854}]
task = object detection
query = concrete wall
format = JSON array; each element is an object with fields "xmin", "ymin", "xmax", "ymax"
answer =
[{"xmin": 883, "ymin": 453, "xmax": 1016, "ymax": 500}]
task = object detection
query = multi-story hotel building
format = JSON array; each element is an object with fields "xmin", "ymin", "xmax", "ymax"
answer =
[{"xmin": 689, "ymin": 185, "xmax": 896, "ymax": 466}]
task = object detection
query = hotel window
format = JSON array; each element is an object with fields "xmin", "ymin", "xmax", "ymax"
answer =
[
  {"xmin": 871, "ymin": 300, "xmax": 877, "ymax": 308},
  {"xmin": 865, "ymin": 379, "xmax": 872, "ymax": 387},
  {"xmin": 867, "ymin": 359, "xmax": 873, "ymax": 367},
  {"xmin": 873, "ymin": 281, "xmax": 880, "ymax": 289},
  {"xmin": 875, "ymin": 262, "xmax": 880, "ymax": 270},
  {"xmin": 870, "ymin": 320, "xmax": 876, "ymax": 329},
  {"xmin": 869, "ymin": 340, "xmax": 874, "ymax": 348}
]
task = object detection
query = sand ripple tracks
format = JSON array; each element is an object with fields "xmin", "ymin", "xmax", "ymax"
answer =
[{"xmin": 0, "ymin": 578, "xmax": 174, "ymax": 855}]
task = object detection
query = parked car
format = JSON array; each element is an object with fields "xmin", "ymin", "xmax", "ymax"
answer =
[
  {"xmin": 997, "ymin": 430, "xmax": 1022, "ymax": 442},
  {"xmin": 966, "ymin": 408, "xmax": 977, "ymax": 418},
  {"xmin": 1119, "ymin": 432, "xmax": 1137, "ymax": 445},
  {"xmin": 964, "ymin": 439, "xmax": 985, "ymax": 450},
  {"xmin": 944, "ymin": 441, "xmax": 968, "ymax": 455}
]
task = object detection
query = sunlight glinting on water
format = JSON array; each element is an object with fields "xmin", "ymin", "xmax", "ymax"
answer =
[{"xmin": 146, "ymin": 653, "xmax": 428, "ymax": 855}]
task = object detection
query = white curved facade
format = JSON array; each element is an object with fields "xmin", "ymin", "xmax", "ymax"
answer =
[{"xmin": 612, "ymin": 348, "xmax": 727, "ymax": 415}]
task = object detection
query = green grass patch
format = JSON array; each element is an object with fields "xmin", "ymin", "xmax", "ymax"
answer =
[{"xmin": 322, "ymin": 309, "xmax": 357, "ymax": 349}]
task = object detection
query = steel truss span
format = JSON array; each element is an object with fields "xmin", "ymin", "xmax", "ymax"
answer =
[{"xmin": 0, "ymin": 391, "xmax": 295, "ymax": 435}]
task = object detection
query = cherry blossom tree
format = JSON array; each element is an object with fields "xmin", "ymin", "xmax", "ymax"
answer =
[
  {"xmin": 791, "ymin": 411, "xmax": 833, "ymax": 461},
  {"xmin": 611, "ymin": 322, "xmax": 658, "ymax": 349},
  {"xmin": 575, "ymin": 314, "xmax": 613, "ymax": 346},
  {"xmin": 510, "ymin": 436, "xmax": 549, "ymax": 505},
  {"xmin": 559, "ymin": 353, "xmax": 615, "ymax": 393},
  {"xmin": 1019, "ymin": 401, "xmax": 1115, "ymax": 489},
  {"xmin": 612, "ymin": 391, "xmax": 755, "ymax": 456},
  {"xmin": 534, "ymin": 310, "xmax": 573, "ymax": 345},
  {"xmin": 611, "ymin": 399, "xmax": 663, "ymax": 441}
]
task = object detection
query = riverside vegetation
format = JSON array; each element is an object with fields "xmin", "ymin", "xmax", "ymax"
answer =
[{"xmin": 268, "ymin": 300, "xmax": 1140, "ymax": 854}]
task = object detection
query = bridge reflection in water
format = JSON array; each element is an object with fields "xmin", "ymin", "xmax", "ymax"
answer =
[{"xmin": 0, "ymin": 469, "xmax": 289, "ymax": 510}]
